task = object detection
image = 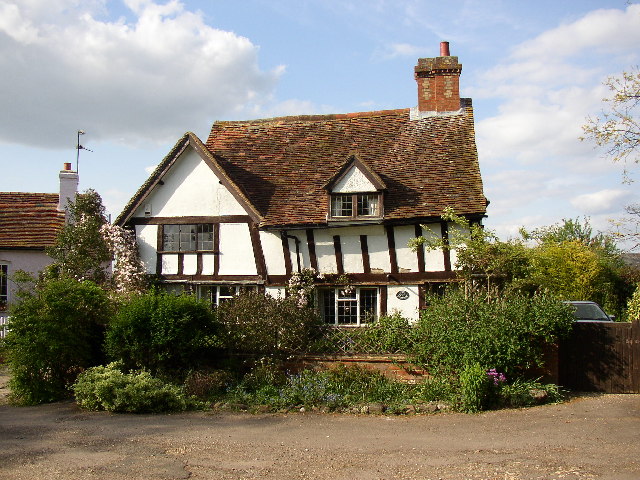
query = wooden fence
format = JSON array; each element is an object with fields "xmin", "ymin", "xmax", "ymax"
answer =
[{"xmin": 558, "ymin": 321, "xmax": 640, "ymax": 393}]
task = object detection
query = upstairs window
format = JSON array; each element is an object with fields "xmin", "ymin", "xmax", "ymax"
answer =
[
  {"xmin": 330, "ymin": 193, "xmax": 380, "ymax": 219},
  {"xmin": 163, "ymin": 224, "xmax": 214, "ymax": 252}
]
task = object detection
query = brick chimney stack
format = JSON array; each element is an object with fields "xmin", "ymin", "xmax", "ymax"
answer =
[
  {"xmin": 58, "ymin": 162, "xmax": 79, "ymax": 220},
  {"xmin": 414, "ymin": 41, "xmax": 462, "ymax": 113}
]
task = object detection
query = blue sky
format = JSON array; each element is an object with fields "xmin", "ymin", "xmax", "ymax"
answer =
[{"xmin": 1, "ymin": 0, "xmax": 639, "ymax": 247}]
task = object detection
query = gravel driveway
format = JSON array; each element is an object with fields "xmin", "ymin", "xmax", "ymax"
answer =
[{"xmin": 0, "ymin": 369, "xmax": 638, "ymax": 480}]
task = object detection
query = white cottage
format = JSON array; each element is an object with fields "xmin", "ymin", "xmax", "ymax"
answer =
[
  {"xmin": 0, "ymin": 163, "xmax": 77, "ymax": 328},
  {"xmin": 116, "ymin": 44, "xmax": 487, "ymax": 323}
]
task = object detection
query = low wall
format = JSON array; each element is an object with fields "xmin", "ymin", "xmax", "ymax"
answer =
[{"xmin": 284, "ymin": 354, "xmax": 428, "ymax": 383}]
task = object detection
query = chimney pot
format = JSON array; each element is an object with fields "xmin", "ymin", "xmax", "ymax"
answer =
[
  {"xmin": 414, "ymin": 42, "xmax": 462, "ymax": 113},
  {"xmin": 440, "ymin": 41, "xmax": 450, "ymax": 57},
  {"xmin": 64, "ymin": 162, "xmax": 72, "ymax": 171}
]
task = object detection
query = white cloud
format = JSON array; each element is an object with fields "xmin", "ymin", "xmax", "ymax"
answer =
[
  {"xmin": 570, "ymin": 189, "xmax": 632, "ymax": 215},
  {"xmin": 0, "ymin": 0, "xmax": 282, "ymax": 148},
  {"xmin": 512, "ymin": 5, "xmax": 640, "ymax": 60},
  {"xmin": 373, "ymin": 42, "xmax": 425, "ymax": 60}
]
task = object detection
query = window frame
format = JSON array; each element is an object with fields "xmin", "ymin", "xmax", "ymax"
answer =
[
  {"xmin": 196, "ymin": 284, "xmax": 256, "ymax": 307},
  {"xmin": 329, "ymin": 192, "xmax": 382, "ymax": 220},
  {"xmin": 319, "ymin": 286, "xmax": 379, "ymax": 326},
  {"xmin": 162, "ymin": 224, "xmax": 215, "ymax": 252}
]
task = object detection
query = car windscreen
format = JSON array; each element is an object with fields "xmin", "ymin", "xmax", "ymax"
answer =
[{"xmin": 573, "ymin": 303, "xmax": 610, "ymax": 321}]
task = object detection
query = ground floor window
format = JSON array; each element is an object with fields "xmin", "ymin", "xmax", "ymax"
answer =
[
  {"xmin": 196, "ymin": 285, "xmax": 256, "ymax": 306},
  {"xmin": 0, "ymin": 264, "xmax": 8, "ymax": 309},
  {"xmin": 161, "ymin": 283, "xmax": 255, "ymax": 306},
  {"xmin": 318, "ymin": 287, "xmax": 378, "ymax": 325}
]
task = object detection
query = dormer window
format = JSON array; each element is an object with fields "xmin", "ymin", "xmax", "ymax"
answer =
[
  {"xmin": 331, "ymin": 193, "xmax": 380, "ymax": 218},
  {"xmin": 325, "ymin": 155, "xmax": 386, "ymax": 222}
]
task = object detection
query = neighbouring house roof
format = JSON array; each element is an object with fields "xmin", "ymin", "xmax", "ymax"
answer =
[
  {"xmin": 205, "ymin": 100, "xmax": 486, "ymax": 228},
  {"xmin": 0, "ymin": 193, "xmax": 64, "ymax": 250}
]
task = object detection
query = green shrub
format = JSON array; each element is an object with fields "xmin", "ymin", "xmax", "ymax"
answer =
[
  {"xmin": 73, "ymin": 363, "xmax": 192, "ymax": 413},
  {"xmin": 498, "ymin": 379, "xmax": 563, "ymax": 408},
  {"xmin": 217, "ymin": 292, "xmax": 322, "ymax": 357},
  {"xmin": 5, "ymin": 278, "xmax": 111, "ymax": 405},
  {"xmin": 105, "ymin": 292, "xmax": 221, "ymax": 375},
  {"xmin": 412, "ymin": 289, "xmax": 574, "ymax": 378},
  {"xmin": 458, "ymin": 363, "xmax": 492, "ymax": 413}
]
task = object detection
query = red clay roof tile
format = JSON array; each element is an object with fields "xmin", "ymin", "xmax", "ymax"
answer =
[
  {"xmin": 0, "ymin": 193, "xmax": 64, "ymax": 249},
  {"xmin": 205, "ymin": 101, "xmax": 486, "ymax": 227}
]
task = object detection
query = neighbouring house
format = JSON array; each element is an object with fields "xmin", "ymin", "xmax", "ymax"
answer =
[
  {"xmin": 0, "ymin": 163, "xmax": 78, "ymax": 334},
  {"xmin": 116, "ymin": 42, "xmax": 487, "ymax": 323}
]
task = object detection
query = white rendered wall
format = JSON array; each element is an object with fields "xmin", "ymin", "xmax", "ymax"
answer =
[
  {"xmin": 260, "ymin": 231, "xmax": 287, "ymax": 276},
  {"xmin": 133, "ymin": 148, "xmax": 247, "ymax": 218},
  {"xmin": 394, "ymin": 225, "xmax": 419, "ymax": 273},
  {"xmin": 218, "ymin": 223, "xmax": 257, "ymax": 275},
  {"xmin": 366, "ymin": 226, "xmax": 392, "ymax": 273},
  {"xmin": 135, "ymin": 224, "xmax": 158, "ymax": 274},
  {"xmin": 313, "ymin": 229, "xmax": 338, "ymax": 274},
  {"xmin": 285, "ymin": 230, "xmax": 310, "ymax": 272},
  {"xmin": 0, "ymin": 250, "xmax": 52, "ymax": 308},
  {"xmin": 201, "ymin": 254, "xmax": 215, "ymax": 275},
  {"xmin": 161, "ymin": 254, "xmax": 179, "ymax": 275},
  {"xmin": 386, "ymin": 285, "xmax": 420, "ymax": 322},
  {"xmin": 265, "ymin": 286, "xmax": 285, "ymax": 299},
  {"xmin": 183, "ymin": 254, "xmax": 198, "ymax": 275},
  {"xmin": 420, "ymin": 223, "xmax": 446, "ymax": 271},
  {"xmin": 448, "ymin": 222, "xmax": 469, "ymax": 269},
  {"xmin": 332, "ymin": 166, "xmax": 376, "ymax": 193}
]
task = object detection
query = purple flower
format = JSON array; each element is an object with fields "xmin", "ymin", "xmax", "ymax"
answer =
[{"xmin": 486, "ymin": 368, "xmax": 506, "ymax": 385}]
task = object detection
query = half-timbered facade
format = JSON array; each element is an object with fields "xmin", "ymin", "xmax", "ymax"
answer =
[{"xmin": 116, "ymin": 44, "xmax": 487, "ymax": 322}]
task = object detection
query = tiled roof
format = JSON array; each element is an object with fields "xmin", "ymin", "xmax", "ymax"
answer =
[
  {"xmin": 205, "ymin": 100, "xmax": 486, "ymax": 228},
  {"xmin": 0, "ymin": 193, "xmax": 64, "ymax": 249}
]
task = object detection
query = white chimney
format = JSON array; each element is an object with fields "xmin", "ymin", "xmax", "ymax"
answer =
[{"xmin": 58, "ymin": 162, "xmax": 78, "ymax": 220}]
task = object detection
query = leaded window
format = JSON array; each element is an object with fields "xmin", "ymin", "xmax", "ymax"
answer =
[
  {"xmin": 163, "ymin": 224, "xmax": 214, "ymax": 252},
  {"xmin": 319, "ymin": 287, "xmax": 378, "ymax": 325},
  {"xmin": 330, "ymin": 193, "xmax": 380, "ymax": 218}
]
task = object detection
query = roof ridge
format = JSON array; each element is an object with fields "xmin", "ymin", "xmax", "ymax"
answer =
[{"xmin": 213, "ymin": 108, "xmax": 411, "ymax": 126}]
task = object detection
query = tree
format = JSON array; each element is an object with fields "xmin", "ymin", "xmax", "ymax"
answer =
[
  {"xmin": 46, "ymin": 189, "xmax": 146, "ymax": 296},
  {"xmin": 46, "ymin": 189, "xmax": 111, "ymax": 284},
  {"xmin": 412, "ymin": 213, "xmax": 631, "ymax": 316},
  {"xmin": 582, "ymin": 68, "xmax": 640, "ymax": 177}
]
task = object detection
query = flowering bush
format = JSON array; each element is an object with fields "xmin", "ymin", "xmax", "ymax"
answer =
[
  {"xmin": 287, "ymin": 268, "xmax": 324, "ymax": 307},
  {"xmin": 486, "ymin": 368, "xmax": 507, "ymax": 386},
  {"xmin": 99, "ymin": 223, "xmax": 146, "ymax": 297}
]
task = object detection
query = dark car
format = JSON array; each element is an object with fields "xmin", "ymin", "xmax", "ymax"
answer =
[{"xmin": 563, "ymin": 301, "xmax": 614, "ymax": 322}]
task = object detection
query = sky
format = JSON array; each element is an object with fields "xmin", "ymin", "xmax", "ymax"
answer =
[{"xmin": 1, "ymin": 0, "xmax": 639, "ymax": 249}]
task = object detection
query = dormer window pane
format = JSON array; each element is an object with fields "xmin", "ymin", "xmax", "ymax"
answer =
[
  {"xmin": 330, "ymin": 193, "xmax": 381, "ymax": 219},
  {"xmin": 357, "ymin": 194, "xmax": 378, "ymax": 216},
  {"xmin": 331, "ymin": 194, "xmax": 353, "ymax": 217}
]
